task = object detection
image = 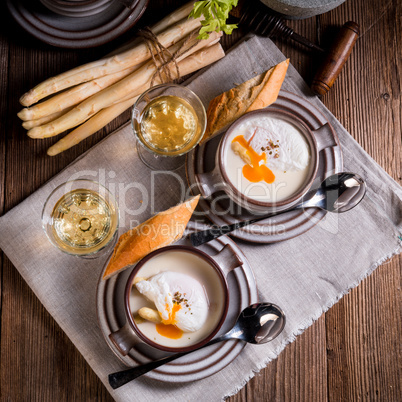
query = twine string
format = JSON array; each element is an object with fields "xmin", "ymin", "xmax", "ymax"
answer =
[{"xmin": 139, "ymin": 27, "xmax": 200, "ymax": 87}]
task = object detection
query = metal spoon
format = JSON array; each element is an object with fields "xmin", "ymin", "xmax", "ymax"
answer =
[
  {"xmin": 190, "ymin": 172, "xmax": 366, "ymax": 247},
  {"xmin": 108, "ymin": 302, "xmax": 285, "ymax": 389}
]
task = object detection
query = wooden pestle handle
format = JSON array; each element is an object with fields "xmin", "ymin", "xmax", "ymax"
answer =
[{"xmin": 311, "ymin": 21, "xmax": 359, "ymax": 96}]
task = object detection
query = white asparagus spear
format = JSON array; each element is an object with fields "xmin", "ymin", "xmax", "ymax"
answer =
[
  {"xmin": 19, "ymin": 29, "xmax": 222, "ymax": 122},
  {"xmin": 20, "ymin": 1, "xmax": 196, "ymax": 112},
  {"xmin": 20, "ymin": 16, "xmax": 202, "ymax": 107},
  {"xmin": 18, "ymin": 63, "xmax": 144, "ymax": 121},
  {"xmin": 47, "ymin": 98, "xmax": 137, "ymax": 156},
  {"xmin": 108, "ymin": 1, "xmax": 195, "ymax": 56},
  {"xmin": 109, "ymin": 32, "xmax": 223, "ymax": 106},
  {"xmin": 22, "ymin": 108, "xmax": 74, "ymax": 129},
  {"xmin": 29, "ymin": 31, "xmax": 221, "ymax": 139},
  {"xmin": 20, "ymin": 1, "xmax": 196, "ymax": 107},
  {"xmin": 47, "ymin": 43, "xmax": 225, "ymax": 156},
  {"xmin": 138, "ymin": 307, "xmax": 162, "ymax": 324}
]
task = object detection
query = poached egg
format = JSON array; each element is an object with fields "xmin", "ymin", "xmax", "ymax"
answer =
[
  {"xmin": 231, "ymin": 116, "xmax": 310, "ymax": 184},
  {"xmin": 246, "ymin": 124, "xmax": 310, "ymax": 172},
  {"xmin": 135, "ymin": 271, "xmax": 209, "ymax": 333}
]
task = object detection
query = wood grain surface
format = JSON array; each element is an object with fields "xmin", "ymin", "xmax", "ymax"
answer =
[{"xmin": 0, "ymin": 0, "xmax": 400, "ymax": 400}]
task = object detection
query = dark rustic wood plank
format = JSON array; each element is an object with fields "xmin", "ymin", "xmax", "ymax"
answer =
[
  {"xmin": 244, "ymin": 316, "xmax": 327, "ymax": 402},
  {"xmin": 320, "ymin": 0, "xmax": 402, "ymax": 401},
  {"xmin": 0, "ymin": 1, "xmax": 125, "ymax": 399},
  {"xmin": 0, "ymin": 0, "xmax": 400, "ymax": 400},
  {"xmin": 0, "ymin": 0, "xmax": 9, "ymax": 319},
  {"xmin": 0, "ymin": 10, "xmax": 7, "ymax": 213},
  {"xmin": 325, "ymin": 258, "xmax": 401, "ymax": 402},
  {"xmin": 320, "ymin": 0, "xmax": 402, "ymax": 173},
  {"xmin": 232, "ymin": 14, "xmax": 330, "ymax": 402},
  {"xmin": 230, "ymin": 0, "xmax": 402, "ymax": 400},
  {"xmin": 1, "ymin": 257, "xmax": 114, "ymax": 401}
]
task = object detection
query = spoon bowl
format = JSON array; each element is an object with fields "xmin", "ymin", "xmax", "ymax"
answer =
[
  {"xmin": 190, "ymin": 172, "xmax": 366, "ymax": 246},
  {"xmin": 303, "ymin": 172, "xmax": 366, "ymax": 212},
  {"xmin": 228, "ymin": 303, "xmax": 286, "ymax": 344},
  {"xmin": 108, "ymin": 302, "xmax": 285, "ymax": 389}
]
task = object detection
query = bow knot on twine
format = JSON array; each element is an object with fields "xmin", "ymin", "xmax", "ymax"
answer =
[{"xmin": 139, "ymin": 27, "xmax": 200, "ymax": 87}]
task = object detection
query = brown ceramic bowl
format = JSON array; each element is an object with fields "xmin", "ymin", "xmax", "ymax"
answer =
[
  {"xmin": 196, "ymin": 108, "xmax": 336, "ymax": 214},
  {"xmin": 109, "ymin": 244, "xmax": 243, "ymax": 355},
  {"xmin": 220, "ymin": 109, "xmax": 319, "ymax": 213}
]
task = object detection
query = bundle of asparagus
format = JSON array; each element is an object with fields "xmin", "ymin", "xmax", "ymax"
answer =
[{"xmin": 17, "ymin": 2, "xmax": 225, "ymax": 156}]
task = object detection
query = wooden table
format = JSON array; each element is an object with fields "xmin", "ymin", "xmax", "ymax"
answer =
[{"xmin": 1, "ymin": 0, "xmax": 400, "ymax": 400}]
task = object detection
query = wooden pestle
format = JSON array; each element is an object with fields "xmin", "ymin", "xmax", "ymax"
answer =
[
  {"xmin": 231, "ymin": 1, "xmax": 359, "ymax": 96},
  {"xmin": 311, "ymin": 21, "xmax": 359, "ymax": 96}
]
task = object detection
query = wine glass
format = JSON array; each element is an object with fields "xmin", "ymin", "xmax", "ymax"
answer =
[
  {"xmin": 42, "ymin": 179, "xmax": 119, "ymax": 258},
  {"xmin": 132, "ymin": 83, "xmax": 207, "ymax": 171}
]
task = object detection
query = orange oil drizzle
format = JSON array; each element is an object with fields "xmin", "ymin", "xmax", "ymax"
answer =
[{"xmin": 232, "ymin": 135, "xmax": 275, "ymax": 183}]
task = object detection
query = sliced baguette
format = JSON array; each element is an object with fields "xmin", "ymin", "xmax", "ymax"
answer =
[
  {"xmin": 202, "ymin": 59, "xmax": 289, "ymax": 143},
  {"xmin": 102, "ymin": 195, "xmax": 200, "ymax": 280}
]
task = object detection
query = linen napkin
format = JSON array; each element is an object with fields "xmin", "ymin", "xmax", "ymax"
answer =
[{"xmin": 0, "ymin": 36, "xmax": 401, "ymax": 401}]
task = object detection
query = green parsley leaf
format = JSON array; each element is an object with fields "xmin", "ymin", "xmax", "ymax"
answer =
[{"xmin": 189, "ymin": 0, "xmax": 239, "ymax": 40}]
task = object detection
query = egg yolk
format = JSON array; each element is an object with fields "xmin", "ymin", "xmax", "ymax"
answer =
[
  {"xmin": 156, "ymin": 302, "xmax": 183, "ymax": 339},
  {"xmin": 156, "ymin": 323, "xmax": 183, "ymax": 339},
  {"xmin": 232, "ymin": 135, "xmax": 275, "ymax": 183}
]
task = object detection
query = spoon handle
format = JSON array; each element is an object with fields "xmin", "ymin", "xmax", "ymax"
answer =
[
  {"xmin": 108, "ymin": 351, "xmax": 187, "ymax": 389},
  {"xmin": 108, "ymin": 336, "xmax": 228, "ymax": 389},
  {"xmin": 190, "ymin": 209, "xmax": 292, "ymax": 246}
]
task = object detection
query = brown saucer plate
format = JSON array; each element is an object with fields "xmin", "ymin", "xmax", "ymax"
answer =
[
  {"xmin": 186, "ymin": 90, "xmax": 343, "ymax": 243},
  {"xmin": 96, "ymin": 221, "xmax": 258, "ymax": 383}
]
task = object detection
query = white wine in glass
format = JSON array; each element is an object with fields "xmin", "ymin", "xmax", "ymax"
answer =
[
  {"xmin": 140, "ymin": 95, "xmax": 198, "ymax": 154},
  {"xmin": 132, "ymin": 84, "xmax": 206, "ymax": 170},
  {"xmin": 42, "ymin": 180, "xmax": 119, "ymax": 257}
]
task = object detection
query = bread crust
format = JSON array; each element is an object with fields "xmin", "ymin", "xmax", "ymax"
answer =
[
  {"xmin": 202, "ymin": 59, "xmax": 289, "ymax": 143},
  {"xmin": 102, "ymin": 195, "xmax": 200, "ymax": 280},
  {"xmin": 247, "ymin": 59, "xmax": 289, "ymax": 112}
]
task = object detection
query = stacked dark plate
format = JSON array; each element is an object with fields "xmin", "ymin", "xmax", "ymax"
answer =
[{"xmin": 7, "ymin": 0, "xmax": 149, "ymax": 48}]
